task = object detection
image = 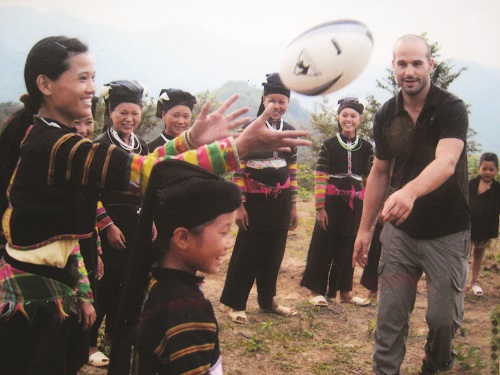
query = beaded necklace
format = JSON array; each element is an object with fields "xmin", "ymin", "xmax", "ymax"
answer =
[
  {"xmin": 108, "ymin": 127, "xmax": 142, "ymax": 153},
  {"xmin": 336, "ymin": 132, "xmax": 361, "ymax": 151}
]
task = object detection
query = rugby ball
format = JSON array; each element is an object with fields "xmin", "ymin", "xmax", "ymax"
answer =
[{"xmin": 279, "ymin": 20, "xmax": 374, "ymax": 96}]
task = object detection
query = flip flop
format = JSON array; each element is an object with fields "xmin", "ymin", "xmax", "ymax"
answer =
[
  {"xmin": 308, "ymin": 295, "xmax": 328, "ymax": 307},
  {"xmin": 88, "ymin": 351, "xmax": 109, "ymax": 367},
  {"xmin": 471, "ymin": 284, "xmax": 483, "ymax": 296},
  {"xmin": 261, "ymin": 304, "xmax": 298, "ymax": 317},
  {"xmin": 228, "ymin": 308, "xmax": 248, "ymax": 324},
  {"xmin": 341, "ymin": 296, "xmax": 370, "ymax": 306}
]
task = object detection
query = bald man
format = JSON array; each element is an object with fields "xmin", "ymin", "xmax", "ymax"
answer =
[{"xmin": 353, "ymin": 35, "xmax": 470, "ymax": 375}]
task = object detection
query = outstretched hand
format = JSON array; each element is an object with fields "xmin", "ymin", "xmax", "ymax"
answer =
[
  {"xmin": 188, "ymin": 94, "xmax": 250, "ymax": 148},
  {"xmin": 234, "ymin": 103, "xmax": 311, "ymax": 158}
]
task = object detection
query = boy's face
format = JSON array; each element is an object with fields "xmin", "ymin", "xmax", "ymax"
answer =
[
  {"xmin": 186, "ymin": 212, "xmax": 235, "ymax": 274},
  {"xmin": 479, "ymin": 160, "xmax": 498, "ymax": 183}
]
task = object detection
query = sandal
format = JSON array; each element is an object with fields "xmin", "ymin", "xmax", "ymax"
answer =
[
  {"xmin": 261, "ymin": 304, "xmax": 298, "ymax": 317},
  {"xmin": 228, "ymin": 308, "xmax": 248, "ymax": 324},
  {"xmin": 471, "ymin": 284, "xmax": 484, "ymax": 296},
  {"xmin": 88, "ymin": 351, "xmax": 109, "ymax": 367},
  {"xmin": 308, "ymin": 295, "xmax": 328, "ymax": 307},
  {"xmin": 340, "ymin": 296, "xmax": 371, "ymax": 306}
]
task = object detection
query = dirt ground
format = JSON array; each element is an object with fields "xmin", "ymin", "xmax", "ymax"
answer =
[{"xmin": 80, "ymin": 200, "xmax": 499, "ymax": 375}]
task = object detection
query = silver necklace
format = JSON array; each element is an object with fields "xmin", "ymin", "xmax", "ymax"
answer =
[
  {"xmin": 108, "ymin": 127, "xmax": 141, "ymax": 152},
  {"xmin": 336, "ymin": 133, "xmax": 361, "ymax": 151}
]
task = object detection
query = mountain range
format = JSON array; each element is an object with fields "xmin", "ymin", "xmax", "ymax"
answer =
[{"xmin": 0, "ymin": 6, "xmax": 498, "ymax": 154}]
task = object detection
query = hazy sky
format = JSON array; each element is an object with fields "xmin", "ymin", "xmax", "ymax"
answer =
[{"xmin": 2, "ymin": 0, "xmax": 500, "ymax": 70}]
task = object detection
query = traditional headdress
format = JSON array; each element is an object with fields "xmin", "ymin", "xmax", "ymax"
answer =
[
  {"xmin": 155, "ymin": 88, "xmax": 197, "ymax": 118},
  {"xmin": 257, "ymin": 73, "xmax": 291, "ymax": 116},
  {"xmin": 337, "ymin": 97, "xmax": 364, "ymax": 115},
  {"xmin": 101, "ymin": 80, "xmax": 145, "ymax": 111}
]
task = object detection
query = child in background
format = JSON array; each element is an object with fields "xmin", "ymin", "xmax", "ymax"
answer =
[
  {"xmin": 109, "ymin": 159, "xmax": 242, "ymax": 375},
  {"xmin": 469, "ymin": 152, "xmax": 500, "ymax": 296}
]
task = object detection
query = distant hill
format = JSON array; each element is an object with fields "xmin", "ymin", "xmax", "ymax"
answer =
[{"xmin": 0, "ymin": 6, "xmax": 498, "ymax": 154}]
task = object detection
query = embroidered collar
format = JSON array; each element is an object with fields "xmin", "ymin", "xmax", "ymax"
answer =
[{"xmin": 336, "ymin": 132, "xmax": 361, "ymax": 151}]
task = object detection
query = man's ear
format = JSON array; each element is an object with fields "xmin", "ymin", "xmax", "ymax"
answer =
[{"xmin": 36, "ymin": 74, "xmax": 52, "ymax": 96}]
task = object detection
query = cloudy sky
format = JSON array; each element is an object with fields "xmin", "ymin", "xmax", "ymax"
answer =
[{"xmin": 2, "ymin": 0, "xmax": 500, "ymax": 70}]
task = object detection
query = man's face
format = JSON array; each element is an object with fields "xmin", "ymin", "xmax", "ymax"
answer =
[{"xmin": 392, "ymin": 38, "xmax": 434, "ymax": 97}]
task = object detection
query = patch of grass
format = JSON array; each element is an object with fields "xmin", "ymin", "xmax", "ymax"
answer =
[
  {"xmin": 455, "ymin": 343, "xmax": 487, "ymax": 374},
  {"xmin": 310, "ymin": 344, "xmax": 362, "ymax": 374}
]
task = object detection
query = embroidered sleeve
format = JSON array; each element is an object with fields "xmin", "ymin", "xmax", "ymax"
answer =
[
  {"xmin": 128, "ymin": 137, "xmax": 239, "ymax": 195},
  {"xmin": 73, "ymin": 245, "xmax": 93, "ymax": 303},
  {"xmin": 287, "ymin": 147, "xmax": 298, "ymax": 203},
  {"xmin": 314, "ymin": 172, "xmax": 328, "ymax": 210},
  {"xmin": 96, "ymin": 201, "xmax": 113, "ymax": 231},
  {"xmin": 232, "ymin": 160, "xmax": 248, "ymax": 202},
  {"xmin": 314, "ymin": 143, "xmax": 330, "ymax": 210}
]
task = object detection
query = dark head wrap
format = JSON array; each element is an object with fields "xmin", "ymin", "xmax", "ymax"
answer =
[
  {"xmin": 102, "ymin": 80, "xmax": 145, "ymax": 112},
  {"xmin": 91, "ymin": 96, "xmax": 99, "ymax": 118},
  {"xmin": 257, "ymin": 73, "xmax": 291, "ymax": 116},
  {"xmin": 109, "ymin": 159, "xmax": 241, "ymax": 375},
  {"xmin": 337, "ymin": 97, "xmax": 364, "ymax": 115},
  {"xmin": 155, "ymin": 89, "xmax": 197, "ymax": 118}
]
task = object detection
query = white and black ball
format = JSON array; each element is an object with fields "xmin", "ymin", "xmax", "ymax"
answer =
[{"xmin": 279, "ymin": 20, "xmax": 374, "ymax": 96}]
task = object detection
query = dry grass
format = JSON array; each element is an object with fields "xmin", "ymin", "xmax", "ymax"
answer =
[{"xmin": 80, "ymin": 200, "xmax": 500, "ymax": 374}]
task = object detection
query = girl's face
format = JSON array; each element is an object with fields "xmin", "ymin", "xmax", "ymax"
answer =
[
  {"xmin": 479, "ymin": 160, "xmax": 498, "ymax": 183},
  {"xmin": 73, "ymin": 116, "xmax": 94, "ymax": 139},
  {"xmin": 109, "ymin": 102, "xmax": 142, "ymax": 139},
  {"xmin": 338, "ymin": 107, "xmax": 361, "ymax": 136},
  {"xmin": 162, "ymin": 105, "xmax": 192, "ymax": 137},
  {"xmin": 263, "ymin": 93, "xmax": 289, "ymax": 121},
  {"xmin": 42, "ymin": 53, "xmax": 96, "ymax": 126},
  {"xmin": 185, "ymin": 212, "xmax": 235, "ymax": 274}
]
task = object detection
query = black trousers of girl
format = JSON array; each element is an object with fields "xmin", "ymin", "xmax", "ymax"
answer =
[
  {"xmin": 300, "ymin": 196, "xmax": 361, "ymax": 298},
  {"xmin": 300, "ymin": 226, "xmax": 355, "ymax": 298},
  {"xmin": 221, "ymin": 191, "xmax": 290, "ymax": 310}
]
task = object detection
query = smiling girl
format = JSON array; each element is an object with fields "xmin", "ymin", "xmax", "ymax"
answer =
[{"xmin": 300, "ymin": 97, "xmax": 373, "ymax": 308}]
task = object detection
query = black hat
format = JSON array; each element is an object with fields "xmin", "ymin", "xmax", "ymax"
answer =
[
  {"xmin": 101, "ymin": 80, "xmax": 145, "ymax": 111},
  {"xmin": 155, "ymin": 89, "xmax": 197, "ymax": 118},
  {"xmin": 337, "ymin": 97, "xmax": 364, "ymax": 115},
  {"xmin": 152, "ymin": 159, "xmax": 241, "ymax": 242},
  {"xmin": 257, "ymin": 73, "xmax": 291, "ymax": 116}
]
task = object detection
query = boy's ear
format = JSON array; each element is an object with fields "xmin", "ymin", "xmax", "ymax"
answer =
[{"xmin": 171, "ymin": 227, "xmax": 190, "ymax": 249}]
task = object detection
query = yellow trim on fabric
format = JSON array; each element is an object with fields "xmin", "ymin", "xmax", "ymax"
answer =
[
  {"xmin": 82, "ymin": 143, "xmax": 98, "ymax": 185},
  {"xmin": 66, "ymin": 138, "xmax": 89, "ymax": 181},
  {"xmin": 6, "ymin": 239, "xmax": 78, "ymax": 267},
  {"xmin": 100, "ymin": 146, "xmax": 115, "ymax": 190},
  {"xmin": 48, "ymin": 134, "xmax": 74, "ymax": 185}
]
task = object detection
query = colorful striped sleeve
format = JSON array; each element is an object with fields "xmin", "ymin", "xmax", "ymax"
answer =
[
  {"xmin": 288, "ymin": 160, "xmax": 298, "ymax": 203},
  {"xmin": 232, "ymin": 160, "xmax": 247, "ymax": 202},
  {"xmin": 72, "ymin": 245, "xmax": 93, "ymax": 303},
  {"xmin": 95, "ymin": 201, "xmax": 113, "ymax": 231},
  {"xmin": 128, "ymin": 137, "xmax": 239, "ymax": 195},
  {"xmin": 314, "ymin": 143, "xmax": 330, "ymax": 210},
  {"xmin": 314, "ymin": 171, "xmax": 328, "ymax": 210}
]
